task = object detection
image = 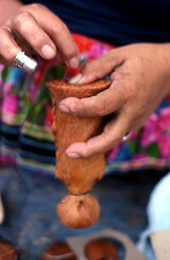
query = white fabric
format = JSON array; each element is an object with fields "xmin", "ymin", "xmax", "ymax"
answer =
[{"xmin": 137, "ymin": 172, "xmax": 170, "ymax": 260}]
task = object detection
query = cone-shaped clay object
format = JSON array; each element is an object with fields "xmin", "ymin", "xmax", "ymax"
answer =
[{"xmin": 48, "ymin": 80, "xmax": 111, "ymax": 228}]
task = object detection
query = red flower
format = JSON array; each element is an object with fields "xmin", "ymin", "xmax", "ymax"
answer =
[
  {"xmin": 72, "ymin": 33, "xmax": 94, "ymax": 53},
  {"xmin": 47, "ymin": 108, "xmax": 53, "ymax": 125}
]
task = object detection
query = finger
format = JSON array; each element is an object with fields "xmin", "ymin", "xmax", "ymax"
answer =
[
  {"xmin": 0, "ymin": 27, "xmax": 21, "ymax": 64},
  {"xmin": 2, "ymin": 27, "xmax": 35, "ymax": 57},
  {"xmin": 28, "ymin": 4, "xmax": 79, "ymax": 67},
  {"xmin": 59, "ymin": 80, "xmax": 125, "ymax": 117},
  {"xmin": 69, "ymin": 49, "xmax": 124, "ymax": 84},
  {"xmin": 11, "ymin": 11, "xmax": 57, "ymax": 60},
  {"xmin": 65, "ymin": 112, "xmax": 130, "ymax": 158}
]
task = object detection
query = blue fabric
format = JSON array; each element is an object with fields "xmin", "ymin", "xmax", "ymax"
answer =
[
  {"xmin": 23, "ymin": 0, "xmax": 170, "ymax": 45},
  {"xmin": 0, "ymin": 167, "xmax": 159, "ymax": 259}
]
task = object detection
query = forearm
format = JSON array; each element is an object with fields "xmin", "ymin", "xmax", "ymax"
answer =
[{"xmin": 0, "ymin": 0, "xmax": 23, "ymax": 24}]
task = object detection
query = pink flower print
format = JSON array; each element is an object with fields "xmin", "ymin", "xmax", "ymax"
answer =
[
  {"xmin": 2, "ymin": 94, "xmax": 19, "ymax": 114},
  {"xmin": 157, "ymin": 133, "xmax": 170, "ymax": 158},
  {"xmin": 4, "ymin": 82, "xmax": 13, "ymax": 94},
  {"xmin": 87, "ymin": 44, "xmax": 111, "ymax": 61},
  {"xmin": 0, "ymin": 64, "xmax": 5, "ymax": 71},
  {"xmin": 0, "ymin": 79, "xmax": 3, "ymax": 95},
  {"xmin": 133, "ymin": 153, "xmax": 148, "ymax": 160},
  {"xmin": 107, "ymin": 143, "xmax": 121, "ymax": 162},
  {"xmin": 157, "ymin": 108, "xmax": 170, "ymax": 158},
  {"xmin": 141, "ymin": 108, "xmax": 170, "ymax": 158},
  {"xmin": 159, "ymin": 107, "xmax": 170, "ymax": 130},
  {"xmin": 141, "ymin": 113, "xmax": 158, "ymax": 147},
  {"xmin": 128, "ymin": 131, "xmax": 136, "ymax": 140}
]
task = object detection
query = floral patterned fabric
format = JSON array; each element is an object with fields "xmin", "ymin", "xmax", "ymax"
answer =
[{"xmin": 0, "ymin": 33, "xmax": 170, "ymax": 176}]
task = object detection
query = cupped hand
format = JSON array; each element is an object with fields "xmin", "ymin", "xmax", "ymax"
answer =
[
  {"xmin": 59, "ymin": 43, "xmax": 170, "ymax": 158},
  {"xmin": 0, "ymin": 3, "xmax": 79, "ymax": 68}
]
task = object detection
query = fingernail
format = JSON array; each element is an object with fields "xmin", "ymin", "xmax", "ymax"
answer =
[
  {"xmin": 66, "ymin": 152, "xmax": 80, "ymax": 158},
  {"xmin": 69, "ymin": 73, "xmax": 82, "ymax": 84},
  {"xmin": 69, "ymin": 57, "xmax": 79, "ymax": 69},
  {"xmin": 41, "ymin": 44, "xmax": 56, "ymax": 59},
  {"xmin": 58, "ymin": 104, "xmax": 69, "ymax": 113}
]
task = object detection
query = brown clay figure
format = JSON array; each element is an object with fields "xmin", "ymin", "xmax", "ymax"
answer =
[
  {"xmin": 48, "ymin": 80, "xmax": 111, "ymax": 228},
  {"xmin": 42, "ymin": 241, "xmax": 77, "ymax": 260},
  {"xmin": 0, "ymin": 242, "xmax": 18, "ymax": 260}
]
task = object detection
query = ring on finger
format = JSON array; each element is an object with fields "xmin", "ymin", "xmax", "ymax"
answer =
[
  {"xmin": 122, "ymin": 133, "xmax": 130, "ymax": 141},
  {"xmin": 13, "ymin": 51, "xmax": 38, "ymax": 74}
]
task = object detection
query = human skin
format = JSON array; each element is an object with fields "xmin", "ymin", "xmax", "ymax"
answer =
[
  {"xmin": 1, "ymin": 2, "xmax": 170, "ymax": 160},
  {"xmin": 0, "ymin": 0, "xmax": 79, "ymax": 68},
  {"xmin": 59, "ymin": 43, "xmax": 170, "ymax": 158}
]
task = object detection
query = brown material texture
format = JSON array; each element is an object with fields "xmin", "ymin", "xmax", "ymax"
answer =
[
  {"xmin": 42, "ymin": 241, "xmax": 77, "ymax": 260},
  {"xmin": 48, "ymin": 80, "xmax": 110, "ymax": 194},
  {"xmin": 57, "ymin": 194, "xmax": 100, "ymax": 229},
  {"xmin": 66, "ymin": 229, "xmax": 146, "ymax": 260},
  {"xmin": 85, "ymin": 239, "xmax": 119, "ymax": 260},
  {"xmin": 48, "ymin": 79, "xmax": 111, "ymax": 228},
  {"xmin": 0, "ymin": 242, "xmax": 18, "ymax": 260}
]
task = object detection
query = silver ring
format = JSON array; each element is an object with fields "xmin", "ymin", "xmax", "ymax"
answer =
[
  {"xmin": 122, "ymin": 133, "xmax": 129, "ymax": 141},
  {"xmin": 3, "ymin": 26, "xmax": 16, "ymax": 41},
  {"xmin": 13, "ymin": 51, "xmax": 38, "ymax": 73}
]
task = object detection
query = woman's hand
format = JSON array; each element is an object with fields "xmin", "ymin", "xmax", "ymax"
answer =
[
  {"xmin": 59, "ymin": 43, "xmax": 170, "ymax": 158},
  {"xmin": 0, "ymin": 3, "xmax": 79, "ymax": 68}
]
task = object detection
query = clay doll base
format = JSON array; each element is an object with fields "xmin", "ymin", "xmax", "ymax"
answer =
[{"xmin": 48, "ymin": 80, "xmax": 111, "ymax": 228}]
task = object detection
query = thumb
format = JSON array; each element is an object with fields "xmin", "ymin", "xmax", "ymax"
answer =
[{"xmin": 69, "ymin": 49, "xmax": 124, "ymax": 84}]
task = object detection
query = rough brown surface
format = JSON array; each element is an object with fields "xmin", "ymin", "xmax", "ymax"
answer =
[
  {"xmin": 48, "ymin": 80, "xmax": 111, "ymax": 194},
  {"xmin": 85, "ymin": 239, "xmax": 119, "ymax": 260},
  {"xmin": 57, "ymin": 194, "xmax": 100, "ymax": 228},
  {"xmin": 42, "ymin": 241, "xmax": 77, "ymax": 260},
  {"xmin": 0, "ymin": 242, "xmax": 18, "ymax": 260}
]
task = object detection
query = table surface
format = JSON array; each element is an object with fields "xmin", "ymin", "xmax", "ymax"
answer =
[{"xmin": 0, "ymin": 167, "xmax": 165, "ymax": 260}]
